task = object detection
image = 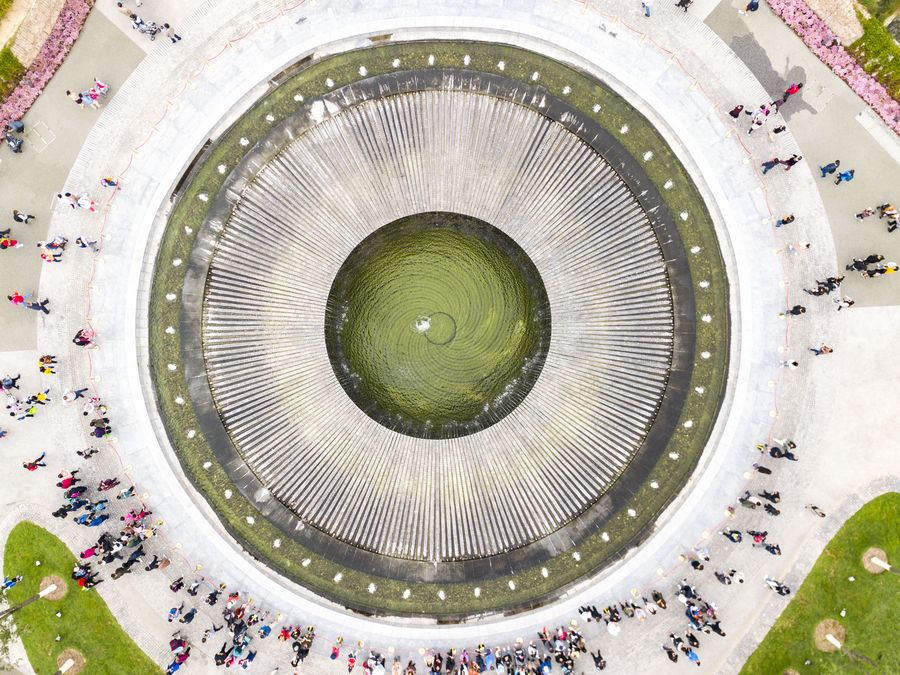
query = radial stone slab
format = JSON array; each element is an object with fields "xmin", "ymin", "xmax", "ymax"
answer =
[{"xmin": 201, "ymin": 88, "xmax": 675, "ymax": 562}]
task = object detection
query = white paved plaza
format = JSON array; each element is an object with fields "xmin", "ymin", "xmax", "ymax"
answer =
[{"xmin": 0, "ymin": 0, "xmax": 898, "ymax": 673}]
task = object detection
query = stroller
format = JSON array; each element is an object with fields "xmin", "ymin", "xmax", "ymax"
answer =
[{"xmin": 136, "ymin": 19, "xmax": 160, "ymax": 40}]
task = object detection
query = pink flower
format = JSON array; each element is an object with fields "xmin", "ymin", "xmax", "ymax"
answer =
[
  {"xmin": 0, "ymin": 0, "xmax": 93, "ymax": 128},
  {"xmin": 766, "ymin": 0, "xmax": 900, "ymax": 133}
]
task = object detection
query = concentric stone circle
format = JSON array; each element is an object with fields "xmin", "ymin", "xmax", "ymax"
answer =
[{"xmin": 199, "ymin": 81, "xmax": 678, "ymax": 562}]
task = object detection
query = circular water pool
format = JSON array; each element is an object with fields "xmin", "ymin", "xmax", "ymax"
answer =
[{"xmin": 325, "ymin": 212, "xmax": 550, "ymax": 438}]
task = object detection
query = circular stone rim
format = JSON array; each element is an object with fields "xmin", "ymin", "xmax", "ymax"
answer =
[
  {"xmin": 188, "ymin": 72, "xmax": 688, "ymax": 570},
  {"xmin": 323, "ymin": 211, "xmax": 552, "ymax": 439},
  {"xmin": 149, "ymin": 41, "xmax": 728, "ymax": 618}
]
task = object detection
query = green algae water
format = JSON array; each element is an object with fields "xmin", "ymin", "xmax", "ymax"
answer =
[{"xmin": 325, "ymin": 212, "xmax": 550, "ymax": 438}]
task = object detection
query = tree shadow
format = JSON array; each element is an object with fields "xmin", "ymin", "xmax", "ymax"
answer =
[{"xmin": 728, "ymin": 33, "xmax": 817, "ymax": 122}]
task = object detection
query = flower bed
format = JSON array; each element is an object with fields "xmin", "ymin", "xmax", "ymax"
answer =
[
  {"xmin": 767, "ymin": 0, "xmax": 900, "ymax": 134},
  {"xmin": 0, "ymin": 0, "xmax": 93, "ymax": 129}
]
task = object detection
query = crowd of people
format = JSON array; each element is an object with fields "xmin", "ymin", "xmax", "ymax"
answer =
[{"xmin": 1, "ymin": 7, "xmax": 894, "ymax": 672}]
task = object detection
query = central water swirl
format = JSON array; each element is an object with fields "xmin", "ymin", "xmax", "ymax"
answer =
[{"xmin": 324, "ymin": 212, "xmax": 551, "ymax": 439}]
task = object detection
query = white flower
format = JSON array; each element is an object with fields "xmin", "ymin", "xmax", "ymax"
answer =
[
  {"xmin": 172, "ymin": 258, "xmax": 182, "ymax": 267},
  {"xmin": 627, "ymin": 508, "xmax": 637, "ymax": 517},
  {"xmin": 601, "ymin": 532, "xmax": 610, "ymax": 542},
  {"xmin": 392, "ymin": 59, "xmax": 401, "ymax": 68},
  {"xmin": 669, "ymin": 452, "xmax": 680, "ymax": 460},
  {"xmin": 198, "ymin": 193, "xmax": 208, "ymax": 202},
  {"xmin": 497, "ymin": 60, "xmax": 505, "ymax": 70},
  {"xmin": 246, "ymin": 516, "xmax": 255, "ymax": 525},
  {"xmin": 293, "ymin": 94, "xmax": 303, "ymax": 102},
  {"xmin": 334, "ymin": 573, "xmax": 342, "ymax": 583},
  {"xmin": 473, "ymin": 587, "xmax": 481, "ymax": 596},
  {"xmin": 174, "ymin": 396, "xmax": 184, "ymax": 405},
  {"xmin": 701, "ymin": 351, "xmax": 711, "ymax": 359},
  {"xmin": 690, "ymin": 246, "xmax": 701, "ymax": 254},
  {"xmin": 680, "ymin": 211, "xmax": 689, "ymax": 221},
  {"xmin": 699, "ymin": 280, "xmax": 710, "ymax": 288},
  {"xmin": 683, "ymin": 420, "xmax": 694, "ymax": 428},
  {"xmin": 165, "ymin": 293, "xmax": 177, "ymax": 301},
  {"xmin": 202, "ymin": 461, "xmax": 212, "ymax": 469},
  {"xmin": 620, "ymin": 124, "xmax": 629, "ymax": 134},
  {"xmin": 239, "ymin": 137, "xmax": 249, "ymax": 146},
  {"xmin": 701, "ymin": 314, "xmax": 712, "ymax": 323},
  {"xmin": 224, "ymin": 489, "xmax": 232, "ymax": 498},
  {"xmin": 643, "ymin": 151, "xmax": 653, "ymax": 161},
  {"xmin": 402, "ymin": 588, "xmax": 410, "ymax": 598},
  {"xmin": 368, "ymin": 583, "xmax": 376, "ymax": 593},
  {"xmin": 562, "ymin": 86, "xmax": 571, "ymax": 95},
  {"xmin": 325, "ymin": 78, "xmax": 334, "ymax": 88},
  {"xmin": 650, "ymin": 481, "xmax": 659, "ymax": 489},
  {"xmin": 437, "ymin": 590, "xmax": 445, "ymax": 600},
  {"xmin": 273, "ymin": 539, "xmax": 281, "ymax": 548},
  {"xmin": 217, "ymin": 164, "xmax": 226, "ymax": 174},
  {"xmin": 167, "ymin": 363, "xmax": 177, "ymax": 371},
  {"xmin": 541, "ymin": 567, "xmax": 549, "ymax": 577},
  {"xmin": 531, "ymin": 71, "xmax": 540, "ymax": 81},
  {"xmin": 508, "ymin": 580, "xmax": 516, "ymax": 590},
  {"xmin": 428, "ymin": 55, "xmax": 435, "ymax": 65},
  {"xmin": 592, "ymin": 104, "xmax": 601, "ymax": 113},
  {"xmin": 186, "ymin": 429, "xmax": 196, "ymax": 439},
  {"xmin": 463, "ymin": 55, "xmax": 471, "ymax": 66},
  {"xmin": 663, "ymin": 179, "xmax": 674, "ymax": 189},
  {"xmin": 358, "ymin": 66, "xmax": 367, "ymax": 76},
  {"xmin": 301, "ymin": 558, "xmax": 311, "ymax": 567}
]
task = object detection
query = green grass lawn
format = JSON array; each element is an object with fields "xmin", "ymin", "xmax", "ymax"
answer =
[
  {"xmin": 850, "ymin": 14, "xmax": 900, "ymax": 102},
  {"xmin": 2, "ymin": 521, "xmax": 160, "ymax": 675},
  {"xmin": 0, "ymin": 0, "xmax": 14, "ymax": 23},
  {"xmin": 0, "ymin": 45, "xmax": 24, "ymax": 98},
  {"xmin": 741, "ymin": 492, "xmax": 900, "ymax": 675}
]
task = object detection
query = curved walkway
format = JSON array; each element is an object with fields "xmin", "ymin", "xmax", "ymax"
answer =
[{"xmin": 0, "ymin": 0, "xmax": 895, "ymax": 672}]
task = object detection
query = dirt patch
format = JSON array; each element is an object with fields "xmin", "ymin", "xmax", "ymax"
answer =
[
  {"xmin": 39, "ymin": 575, "xmax": 67, "ymax": 601},
  {"xmin": 57, "ymin": 648, "xmax": 85, "ymax": 674},
  {"xmin": 814, "ymin": 619, "xmax": 845, "ymax": 652},
  {"xmin": 862, "ymin": 547, "xmax": 889, "ymax": 573},
  {"xmin": 783, "ymin": 670, "xmax": 801, "ymax": 675}
]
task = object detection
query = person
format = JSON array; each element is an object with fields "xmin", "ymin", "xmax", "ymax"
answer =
[
  {"xmin": 856, "ymin": 207, "xmax": 875, "ymax": 220},
  {"xmin": 782, "ymin": 82, "xmax": 803, "ymax": 101},
  {"xmin": 747, "ymin": 105, "xmax": 770, "ymax": 134},
  {"xmin": 819, "ymin": 159, "xmax": 840, "ymax": 177},
  {"xmin": 781, "ymin": 304, "xmax": 806, "ymax": 317},
  {"xmin": 163, "ymin": 22, "xmax": 182, "ymax": 43},
  {"xmin": 728, "ymin": 104, "xmax": 743, "ymax": 118},
  {"xmin": 12, "ymin": 209, "xmax": 34, "ymax": 223},
  {"xmin": 740, "ymin": 0, "xmax": 759, "ymax": 12},
  {"xmin": 1, "ymin": 575, "xmax": 23, "ymax": 591},
  {"xmin": 780, "ymin": 360, "xmax": 799, "ymax": 369},
  {"xmin": 834, "ymin": 169, "xmax": 855, "ymax": 185},
  {"xmin": 761, "ymin": 157, "xmax": 781, "ymax": 174},
  {"xmin": 780, "ymin": 154, "xmax": 803, "ymax": 170},
  {"xmin": 810, "ymin": 344, "xmax": 833, "ymax": 356},
  {"xmin": 641, "ymin": 0, "xmax": 653, "ymax": 16},
  {"xmin": 661, "ymin": 645, "xmax": 678, "ymax": 662},
  {"xmin": 805, "ymin": 504, "xmax": 826, "ymax": 517},
  {"xmin": 23, "ymin": 451, "xmax": 46, "ymax": 471},
  {"xmin": 591, "ymin": 650, "xmax": 606, "ymax": 670},
  {"xmin": 676, "ymin": 0, "xmax": 692, "ymax": 11},
  {"xmin": 776, "ymin": 214, "xmax": 795, "ymax": 228},
  {"xmin": 72, "ymin": 328, "xmax": 96, "ymax": 346},
  {"xmin": 721, "ymin": 529, "xmax": 742, "ymax": 543}
]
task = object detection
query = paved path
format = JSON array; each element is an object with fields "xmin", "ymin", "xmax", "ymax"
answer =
[{"xmin": 0, "ymin": 0, "xmax": 897, "ymax": 673}]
